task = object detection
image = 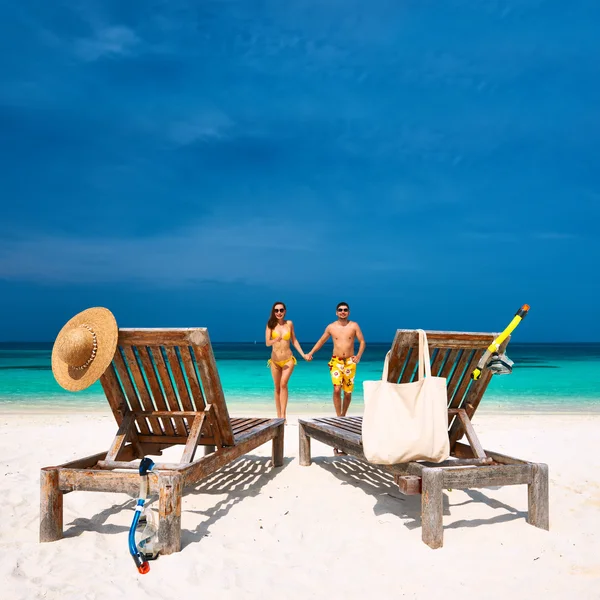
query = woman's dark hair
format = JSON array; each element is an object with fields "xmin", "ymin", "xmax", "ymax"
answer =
[{"xmin": 267, "ymin": 301, "xmax": 287, "ymax": 330}]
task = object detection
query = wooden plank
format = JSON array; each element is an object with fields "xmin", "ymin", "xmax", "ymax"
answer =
[
  {"xmin": 231, "ymin": 418, "xmax": 283, "ymax": 444},
  {"xmin": 455, "ymin": 410, "xmax": 486, "ymax": 459},
  {"xmin": 317, "ymin": 417, "xmax": 362, "ymax": 436},
  {"xmin": 386, "ymin": 330, "xmax": 412, "ymax": 383},
  {"xmin": 192, "ymin": 337, "xmax": 234, "ymax": 446},
  {"xmin": 448, "ymin": 349, "xmax": 484, "ymax": 410},
  {"xmin": 458, "ymin": 337, "xmax": 509, "ymax": 421},
  {"xmin": 99, "ymin": 364, "xmax": 127, "ymax": 425},
  {"xmin": 452, "ymin": 442, "xmax": 531, "ymax": 465},
  {"xmin": 528, "ymin": 463, "xmax": 549, "ymax": 530},
  {"xmin": 180, "ymin": 413, "xmax": 207, "ymax": 464},
  {"xmin": 420, "ymin": 457, "xmax": 493, "ymax": 467},
  {"xmin": 136, "ymin": 346, "xmax": 175, "ymax": 436},
  {"xmin": 105, "ymin": 414, "xmax": 134, "ymax": 462},
  {"xmin": 396, "ymin": 475, "xmax": 422, "ymax": 495},
  {"xmin": 400, "ymin": 347, "xmax": 419, "ymax": 383},
  {"xmin": 99, "ymin": 366, "xmax": 146, "ymax": 458},
  {"xmin": 134, "ymin": 410, "xmax": 203, "ymax": 417},
  {"xmin": 393, "ymin": 330, "xmax": 496, "ymax": 349},
  {"xmin": 158, "ymin": 472, "xmax": 183, "ymax": 555},
  {"xmin": 483, "ymin": 449, "xmax": 531, "ymax": 466},
  {"xmin": 112, "ymin": 349, "xmax": 152, "ymax": 436},
  {"xmin": 271, "ymin": 423, "xmax": 285, "ymax": 467},
  {"xmin": 442, "ymin": 464, "xmax": 532, "ymax": 488},
  {"xmin": 58, "ymin": 469, "xmax": 158, "ymax": 496},
  {"xmin": 181, "ymin": 419, "xmax": 282, "ymax": 487},
  {"xmin": 122, "ymin": 346, "xmax": 163, "ymax": 435},
  {"xmin": 421, "ymin": 468, "xmax": 444, "ymax": 549},
  {"xmin": 149, "ymin": 345, "xmax": 188, "ymax": 437},
  {"xmin": 165, "ymin": 347, "xmax": 195, "ymax": 422},
  {"xmin": 96, "ymin": 460, "xmax": 185, "ymax": 470},
  {"xmin": 231, "ymin": 418, "xmax": 266, "ymax": 436},
  {"xmin": 302, "ymin": 419, "xmax": 362, "ymax": 448},
  {"xmin": 299, "ymin": 421, "xmax": 312, "ymax": 466},
  {"xmin": 40, "ymin": 468, "xmax": 63, "ymax": 542},
  {"xmin": 446, "ymin": 350, "xmax": 476, "ymax": 404},
  {"xmin": 448, "ymin": 368, "xmax": 493, "ymax": 447},
  {"xmin": 439, "ymin": 348, "xmax": 460, "ymax": 382},
  {"xmin": 137, "ymin": 434, "xmax": 216, "ymax": 446},
  {"xmin": 57, "ymin": 451, "xmax": 107, "ymax": 469},
  {"xmin": 430, "ymin": 347, "xmax": 448, "ymax": 377},
  {"xmin": 179, "ymin": 345, "xmax": 207, "ymax": 412},
  {"xmin": 118, "ymin": 328, "xmax": 210, "ymax": 347}
]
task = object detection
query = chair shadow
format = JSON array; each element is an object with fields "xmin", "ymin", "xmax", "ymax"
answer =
[
  {"xmin": 313, "ymin": 456, "xmax": 527, "ymax": 531},
  {"xmin": 181, "ymin": 455, "xmax": 293, "ymax": 548},
  {"xmin": 64, "ymin": 455, "xmax": 292, "ymax": 545},
  {"xmin": 312, "ymin": 455, "xmax": 443, "ymax": 531},
  {"xmin": 444, "ymin": 488, "xmax": 528, "ymax": 529}
]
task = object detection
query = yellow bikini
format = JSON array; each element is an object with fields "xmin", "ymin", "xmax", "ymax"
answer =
[
  {"xmin": 268, "ymin": 328, "xmax": 296, "ymax": 368},
  {"xmin": 271, "ymin": 329, "xmax": 291, "ymax": 341},
  {"xmin": 267, "ymin": 356, "xmax": 297, "ymax": 368}
]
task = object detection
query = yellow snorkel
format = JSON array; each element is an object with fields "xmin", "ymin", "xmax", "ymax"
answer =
[{"xmin": 471, "ymin": 304, "xmax": 530, "ymax": 380}]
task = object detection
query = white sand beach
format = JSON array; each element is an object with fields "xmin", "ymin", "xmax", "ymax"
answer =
[{"xmin": 1, "ymin": 409, "xmax": 599, "ymax": 600}]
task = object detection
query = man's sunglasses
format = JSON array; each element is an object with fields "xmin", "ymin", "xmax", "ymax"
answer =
[
  {"xmin": 337, "ymin": 308, "xmax": 349, "ymax": 312},
  {"xmin": 274, "ymin": 308, "xmax": 285, "ymax": 313}
]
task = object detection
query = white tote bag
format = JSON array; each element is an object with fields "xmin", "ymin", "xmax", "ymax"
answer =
[{"xmin": 362, "ymin": 330, "xmax": 450, "ymax": 464}]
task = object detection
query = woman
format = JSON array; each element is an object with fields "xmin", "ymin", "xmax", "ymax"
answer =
[{"xmin": 266, "ymin": 301, "xmax": 307, "ymax": 421}]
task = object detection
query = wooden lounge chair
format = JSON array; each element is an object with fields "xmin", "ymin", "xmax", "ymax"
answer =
[
  {"xmin": 298, "ymin": 329, "xmax": 549, "ymax": 549},
  {"xmin": 40, "ymin": 328, "xmax": 285, "ymax": 554}
]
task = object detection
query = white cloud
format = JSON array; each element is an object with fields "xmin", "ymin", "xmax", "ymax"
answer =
[{"xmin": 74, "ymin": 25, "xmax": 140, "ymax": 61}]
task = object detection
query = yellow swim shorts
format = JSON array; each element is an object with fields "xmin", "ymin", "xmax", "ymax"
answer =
[{"xmin": 328, "ymin": 356, "xmax": 356, "ymax": 393}]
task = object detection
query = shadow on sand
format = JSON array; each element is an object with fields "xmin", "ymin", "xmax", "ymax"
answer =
[
  {"xmin": 313, "ymin": 455, "xmax": 527, "ymax": 531},
  {"xmin": 65, "ymin": 455, "xmax": 293, "ymax": 549}
]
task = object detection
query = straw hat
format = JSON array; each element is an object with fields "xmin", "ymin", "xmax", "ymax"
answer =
[{"xmin": 51, "ymin": 307, "xmax": 119, "ymax": 392}]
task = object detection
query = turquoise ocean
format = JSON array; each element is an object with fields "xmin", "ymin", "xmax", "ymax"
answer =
[{"xmin": 1, "ymin": 342, "xmax": 599, "ymax": 414}]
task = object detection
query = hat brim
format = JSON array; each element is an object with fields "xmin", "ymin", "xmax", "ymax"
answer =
[{"xmin": 51, "ymin": 307, "xmax": 118, "ymax": 392}]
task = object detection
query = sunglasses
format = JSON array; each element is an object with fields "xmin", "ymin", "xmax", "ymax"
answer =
[
  {"xmin": 337, "ymin": 308, "xmax": 349, "ymax": 313},
  {"xmin": 274, "ymin": 308, "xmax": 286, "ymax": 313}
]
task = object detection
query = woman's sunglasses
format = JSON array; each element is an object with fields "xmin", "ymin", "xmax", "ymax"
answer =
[{"xmin": 274, "ymin": 308, "xmax": 286, "ymax": 313}]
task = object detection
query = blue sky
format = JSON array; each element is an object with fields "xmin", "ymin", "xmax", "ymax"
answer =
[{"xmin": 0, "ymin": 0, "xmax": 599, "ymax": 343}]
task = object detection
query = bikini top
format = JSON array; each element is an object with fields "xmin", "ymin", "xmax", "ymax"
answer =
[{"xmin": 271, "ymin": 328, "xmax": 291, "ymax": 341}]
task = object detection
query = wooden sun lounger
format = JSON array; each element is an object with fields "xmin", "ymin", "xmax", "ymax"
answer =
[
  {"xmin": 298, "ymin": 329, "xmax": 549, "ymax": 549},
  {"xmin": 40, "ymin": 328, "xmax": 285, "ymax": 554}
]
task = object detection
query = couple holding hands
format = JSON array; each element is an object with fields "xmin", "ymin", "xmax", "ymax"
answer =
[{"xmin": 266, "ymin": 301, "xmax": 366, "ymax": 422}]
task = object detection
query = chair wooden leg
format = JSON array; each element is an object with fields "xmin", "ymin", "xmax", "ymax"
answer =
[
  {"xmin": 40, "ymin": 468, "xmax": 63, "ymax": 542},
  {"xmin": 299, "ymin": 422, "xmax": 312, "ymax": 466},
  {"xmin": 421, "ymin": 468, "xmax": 444, "ymax": 549},
  {"xmin": 272, "ymin": 424, "xmax": 284, "ymax": 467},
  {"xmin": 158, "ymin": 472, "xmax": 183, "ymax": 555},
  {"xmin": 528, "ymin": 463, "xmax": 549, "ymax": 530}
]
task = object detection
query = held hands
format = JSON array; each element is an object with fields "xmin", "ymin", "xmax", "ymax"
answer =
[
  {"xmin": 351, "ymin": 355, "xmax": 360, "ymax": 364},
  {"xmin": 304, "ymin": 353, "xmax": 313, "ymax": 362}
]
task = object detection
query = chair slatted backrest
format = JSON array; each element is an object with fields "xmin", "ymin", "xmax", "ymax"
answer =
[
  {"xmin": 99, "ymin": 328, "xmax": 235, "ymax": 447},
  {"xmin": 387, "ymin": 330, "xmax": 509, "ymax": 449}
]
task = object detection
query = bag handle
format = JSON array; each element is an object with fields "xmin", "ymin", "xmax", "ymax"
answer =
[
  {"xmin": 417, "ymin": 329, "xmax": 432, "ymax": 380},
  {"xmin": 381, "ymin": 330, "xmax": 431, "ymax": 382},
  {"xmin": 382, "ymin": 351, "xmax": 391, "ymax": 381}
]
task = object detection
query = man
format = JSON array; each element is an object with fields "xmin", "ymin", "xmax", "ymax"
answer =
[{"xmin": 307, "ymin": 302, "xmax": 366, "ymax": 422}]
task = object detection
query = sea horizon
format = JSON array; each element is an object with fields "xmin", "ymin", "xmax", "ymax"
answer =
[{"xmin": 2, "ymin": 341, "xmax": 599, "ymax": 415}]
